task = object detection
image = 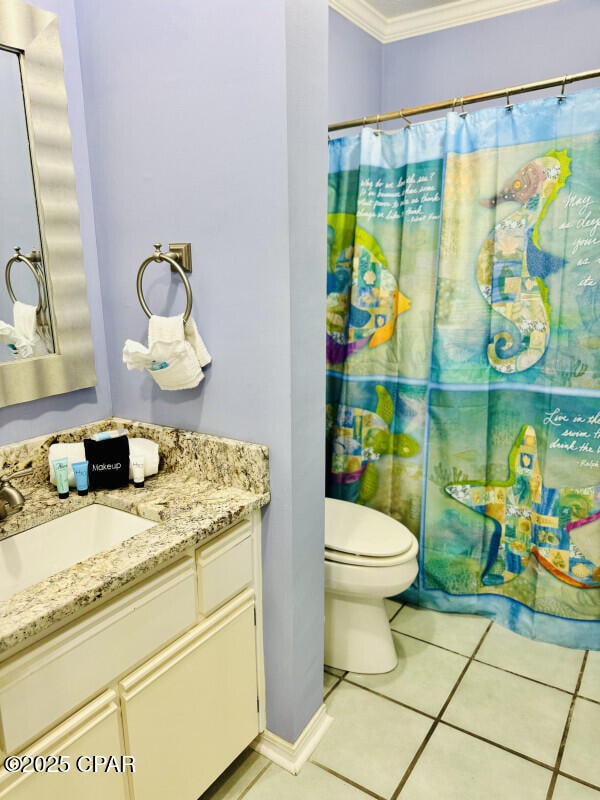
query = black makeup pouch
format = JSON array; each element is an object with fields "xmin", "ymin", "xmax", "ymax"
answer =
[{"xmin": 84, "ymin": 435, "xmax": 130, "ymax": 491}]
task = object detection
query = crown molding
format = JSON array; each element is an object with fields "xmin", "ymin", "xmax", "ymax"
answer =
[
  {"xmin": 329, "ymin": 0, "xmax": 389, "ymax": 40},
  {"xmin": 329, "ymin": 0, "xmax": 560, "ymax": 43}
]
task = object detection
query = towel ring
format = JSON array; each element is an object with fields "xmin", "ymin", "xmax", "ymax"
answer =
[
  {"xmin": 5, "ymin": 247, "xmax": 45, "ymax": 314},
  {"xmin": 136, "ymin": 243, "xmax": 193, "ymax": 323}
]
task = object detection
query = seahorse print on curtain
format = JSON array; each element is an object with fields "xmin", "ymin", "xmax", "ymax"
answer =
[{"xmin": 477, "ymin": 150, "xmax": 571, "ymax": 373}]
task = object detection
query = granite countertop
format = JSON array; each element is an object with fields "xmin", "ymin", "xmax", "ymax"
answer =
[{"xmin": 0, "ymin": 419, "xmax": 270, "ymax": 659}]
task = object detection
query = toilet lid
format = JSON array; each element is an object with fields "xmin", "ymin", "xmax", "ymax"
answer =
[{"xmin": 325, "ymin": 497, "xmax": 414, "ymax": 558}]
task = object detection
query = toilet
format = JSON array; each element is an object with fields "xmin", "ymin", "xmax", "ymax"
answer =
[{"xmin": 324, "ymin": 497, "xmax": 419, "ymax": 674}]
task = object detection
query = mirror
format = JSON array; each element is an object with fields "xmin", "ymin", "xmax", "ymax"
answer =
[
  {"xmin": 0, "ymin": 0, "xmax": 95, "ymax": 405},
  {"xmin": 0, "ymin": 48, "xmax": 53, "ymax": 362}
]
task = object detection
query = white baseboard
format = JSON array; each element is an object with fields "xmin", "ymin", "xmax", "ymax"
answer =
[{"xmin": 251, "ymin": 704, "xmax": 333, "ymax": 775}]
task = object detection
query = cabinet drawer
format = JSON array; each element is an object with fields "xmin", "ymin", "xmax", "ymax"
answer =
[
  {"xmin": 0, "ymin": 558, "xmax": 196, "ymax": 754},
  {"xmin": 196, "ymin": 520, "xmax": 253, "ymax": 615},
  {"xmin": 0, "ymin": 691, "xmax": 128, "ymax": 800}
]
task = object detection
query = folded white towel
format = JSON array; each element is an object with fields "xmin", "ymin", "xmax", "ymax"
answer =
[
  {"xmin": 13, "ymin": 302, "xmax": 37, "ymax": 341},
  {"xmin": 184, "ymin": 318, "xmax": 211, "ymax": 367},
  {"xmin": 0, "ymin": 319, "xmax": 33, "ymax": 359},
  {"xmin": 0, "ymin": 303, "xmax": 47, "ymax": 359},
  {"xmin": 49, "ymin": 438, "xmax": 160, "ymax": 487},
  {"xmin": 148, "ymin": 314, "xmax": 184, "ymax": 345},
  {"xmin": 122, "ymin": 314, "xmax": 211, "ymax": 390},
  {"xmin": 130, "ymin": 438, "xmax": 160, "ymax": 476},
  {"xmin": 48, "ymin": 442, "xmax": 86, "ymax": 486},
  {"xmin": 121, "ymin": 339, "xmax": 152, "ymax": 372}
]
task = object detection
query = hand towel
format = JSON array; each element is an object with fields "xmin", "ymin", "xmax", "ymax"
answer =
[
  {"xmin": 13, "ymin": 302, "xmax": 37, "ymax": 341},
  {"xmin": 122, "ymin": 314, "xmax": 211, "ymax": 390},
  {"xmin": 184, "ymin": 318, "xmax": 211, "ymax": 367},
  {"xmin": 148, "ymin": 314, "xmax": 184, "ymax": 346},
  {"xmin": 13, "ymin": 302, "xmax": 48, "ymax": 356},
  {"xmin": 129, "ymin": 437, "xmax": 160, "ymax": 477},
  {"xmin": 0, "ymin": 319, "xmax": 32, "ymax": 359},
  {"xmin": 0, "ymin": 303, "xmax": 48, "ymax": 359},
  {"xmin": 48, "ymin": 442, "xmax": 87, "ymax": 486}
]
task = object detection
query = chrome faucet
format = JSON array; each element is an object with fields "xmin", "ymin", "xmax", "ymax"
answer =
[{"xmin": 0, "ymin": 468, "xmax": 33, "ymax": 520}]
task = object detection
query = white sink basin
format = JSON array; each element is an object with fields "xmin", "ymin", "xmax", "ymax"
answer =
[{"xmin": 0, "ymin": 504, "xmax": 155, "ymax": 601}]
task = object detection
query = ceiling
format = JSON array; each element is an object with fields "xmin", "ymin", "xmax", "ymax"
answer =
[{"xmin": 329, "ymin": 0, "xmax": 559, "ymax": 42}]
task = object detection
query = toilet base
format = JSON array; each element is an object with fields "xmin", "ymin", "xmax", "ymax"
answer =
[{"xmin": 324, "ymin": 591, "xmax": 398, "ymax": 674}]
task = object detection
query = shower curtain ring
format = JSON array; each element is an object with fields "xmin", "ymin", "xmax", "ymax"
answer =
[
  {"xmin": 557, "ymin": 75, "xmax": 567, "ymax": 101},
  {"xmin": 460, "ymin": 97, "xmax": 466, "ymax": 116},
  {"xmin": 505, "ymin": 89, "xmax": 512, "ymax": 111},
  {"xmin": 400, "ymin": 111, "xmax": 412, "ymax": 128},
  {"xmin": 375, "ymin": 114, "xmax": 381, "ymax": 132}
]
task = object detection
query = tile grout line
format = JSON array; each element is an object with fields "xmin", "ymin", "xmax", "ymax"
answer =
[
  {"xmin": 387, "ymin": 602, "xmax": 405, "ymax": 625},
  {"xmin": 469, "ymin": 659, "xmax": 580, "ymax": 698},
  {"xmin": 342, "ymin": 676, "xmax": 436, "ymax": 721},
  {"xmin": 324, "ymin": 666, "xmax": 349, "ymax": 701},
  {"xmin": 388, "ymin": 627, "xmax": 485, "ymax": 659},
  {"xmin": 438, "ymin": 719, "xmax": 556, "ymax": 772},
  {"xmin": 545, "ymin": 650, "xmax": 589, "ymax": 800},
  {"xmin": 389, "ymin": 627, "xmax": 586, "ymax": 698},
  {"xmin": 555, "ymin": 770, "xmax": 600, "ymax": 793},
  {"xmin": 324, "ymin": 666, "xmax": 349, "ymax": 678},
  {"xmin": 388, "ymin": 619, "xmax": 495, "ymax": 800},
  {"xmin": 575, "ymin": 692, "xmax": 600, "ymax": 708},
  {"xmin": 323, "ymin": 676, "xmax": 342, "ymax": 701},
  {"xmin": 310, "ymin": 760, "xmax": 388, "ymax": 800},
  {"xmin": 235, "ymin": 761, "xmax": 273, "ymax": 800}
]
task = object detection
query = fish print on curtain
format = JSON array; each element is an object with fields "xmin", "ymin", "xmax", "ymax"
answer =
[
  {"xmin": 327, "ymin": 122, "xmax": 445, "ymax": 533},
  {"xmin": 326, "ymin": 89, "xmax": 600, "ymax": 649}
]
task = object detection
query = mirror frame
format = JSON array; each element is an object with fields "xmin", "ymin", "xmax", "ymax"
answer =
[{"xmin": 0, "ymin": 0, "xmax": 96, "ymax": 407}]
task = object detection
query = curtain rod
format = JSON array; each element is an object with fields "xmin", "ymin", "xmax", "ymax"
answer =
[{"xmin": 328, "ymin": 68, "xmax": 600, "ymax": 133}]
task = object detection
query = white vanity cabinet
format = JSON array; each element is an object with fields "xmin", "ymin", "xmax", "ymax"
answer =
[{"xmin": 0, "ymin": 511, "xmax": 264, "ymax": 800}]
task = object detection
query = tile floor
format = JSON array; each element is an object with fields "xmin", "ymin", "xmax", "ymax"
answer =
[{"xmin": 199, "ymin": 602, "xmax": 600, "ymax": 800}]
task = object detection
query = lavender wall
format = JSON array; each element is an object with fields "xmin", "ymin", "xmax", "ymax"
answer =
[
  {"xmin": 382, "ymin": 0, "xmax": 600, "ymax": 120},
  {"xmin": 329, "ymin": 9, "xmax": 381, "ymax": 130},
  {"xmin": 329, "ymin": 0, "xmax": 600, "ymax": 134},
  {"xmin": 74, "ymin": 0, "xmax": 327, "ymax": 743},
  {"xmin": 0, "ymin": 0, "xmax": 110, "ymax": 445}
]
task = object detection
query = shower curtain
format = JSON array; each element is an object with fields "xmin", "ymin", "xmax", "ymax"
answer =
[{"xmin": 326, "ymin": 88, "xmax": 600, "ymax": 650}]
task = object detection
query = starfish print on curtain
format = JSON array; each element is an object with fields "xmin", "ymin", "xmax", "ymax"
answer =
[{"xmin": 446, "ymin": 424, "xmax": 600, "ymax": 589}]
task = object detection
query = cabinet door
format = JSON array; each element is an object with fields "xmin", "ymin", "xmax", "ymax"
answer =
[
  {"xmin": 0, "ymin": 691, "xmax": 129, "ymax": 800},
  {"xmin": 121, "ymin": 597, "xmax": 258, "ymax": 800}
]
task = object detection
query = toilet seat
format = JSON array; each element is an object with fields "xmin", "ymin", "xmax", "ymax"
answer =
[
  {"xmin": 325, "ymin": 497, "xmax": 415, "ymax": 566},
  {"xmin": 325, "ymin": 545, "xmax": 416, "ymax": 568}
]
